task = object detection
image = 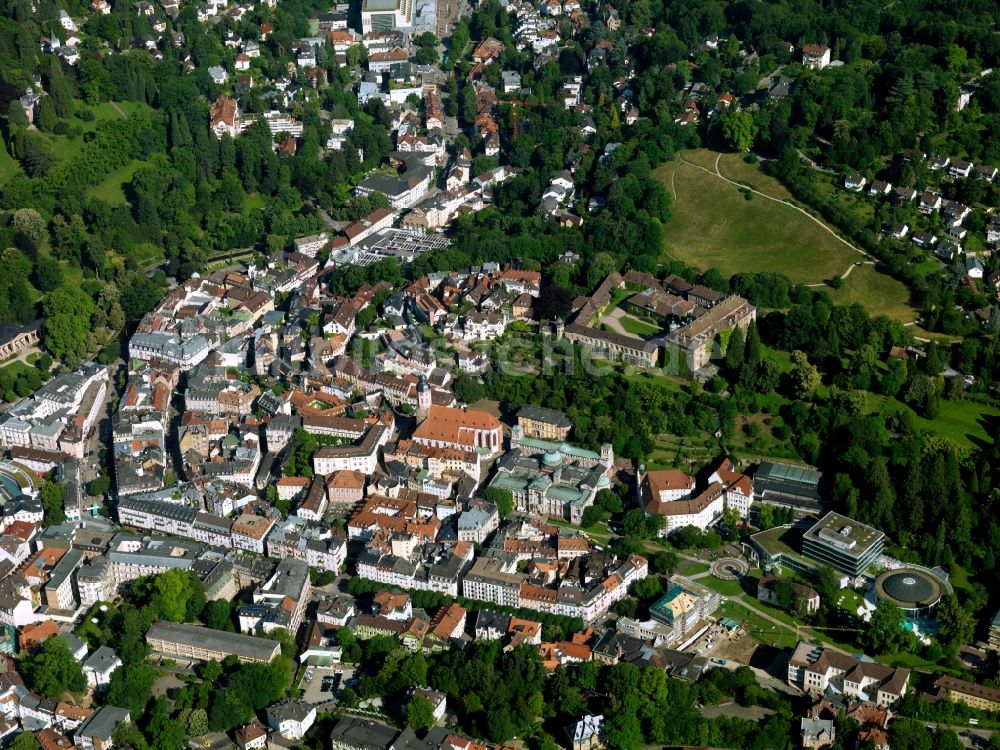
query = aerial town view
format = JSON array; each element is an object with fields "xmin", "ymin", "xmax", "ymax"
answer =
[{"xmin": 0, "ymin": 0, "xmax": 999, "ymax": 748}]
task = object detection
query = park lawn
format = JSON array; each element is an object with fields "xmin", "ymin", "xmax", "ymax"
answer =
[
  {"xmin": 869, "ymin": 395, "xmax": 999, "ymax": 449},
  {"xmin": 835, "ymin": 589, "xmax": 864, "ymax": 613},
  {"xmin": 718, "ymin": 600, "xmax": 799, "ymax": 649},
  {"xmin": 87, "ymin": 159, "xmax": 142, "ymax": 203},
  {"xmin": 660, "ymin": 149, "xmax": 917, "ymax": 325},
  {"xmin": 912, "ymin": 257, "xmax": 942, "ymax": 277},
  {"xmin": 947, "ymin": 563, "xmax": 973, "ymax": 593},
  {"xmin": 738, "ymin": 595, "xmax": 800, "ymax": 628},
  {"xmin": 617, "ymin": 314, "xmax": 661, "ymax": 336},
  {"xmin": 713, "ymin": 153, "xmax": 795, "ymax": 201},
  {"xmin": 44, "ymin": 102, "xmax": 145, "ymax": 163},
  {"xmin": 0, "ymin": 358, "xmax": 36, "ymax": 380},
  {"xmin": 645, "ymin": 434, "xmax": 719, "ymax": 471},
  {"xmin": 607, "ymin": 287, "xmax": 631, "ymax": 308},
  {"xmin": 824, "ymin": 264, "xmax": 918, "ymax": 323},
  {"xmin": 621, "ymin": 369, "xmax": 688, "ymax": 393},
  {"xmin": 677, "ymin": 561, "xmax": 710, "ymax": 577},
  {"xmin": 0, "ymin": 139, "xmax": 21, "ymax": 182},
  {"xmin": 700, "ymin": 576, "xmax": 745, "ymax": 597},
  {"xmin": 656, "ymin": 159, "xmax": 859, "ymax": 285},
  {"xmin": 244, "ymin": 193, "xmax": 267, "ymax": 211},
  {"xmin": 922, "ymin": 398, "xmax": 1000, "ymax": 448}
]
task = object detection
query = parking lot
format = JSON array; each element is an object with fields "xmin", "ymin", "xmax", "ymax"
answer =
[{"xmin": 300, "ymin": 664, "xmax": 357, "ymax": 705}]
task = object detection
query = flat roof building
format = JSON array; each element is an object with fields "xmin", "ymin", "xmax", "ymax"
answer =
[
  {"xmin": 753, "ymin": 461, "xmax": 823, "ymax": 514},
  {"xmin": 145, "ymin": 620, "xmax": 280, "ymax": 664},
  {"xmin": 801, "ymin": 512, "xmax": 884, "ymax": 577}
]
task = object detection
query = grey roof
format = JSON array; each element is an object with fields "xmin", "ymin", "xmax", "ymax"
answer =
[
  {"xmin": 145, "ymin": 620, "xmax": 281, "ymax": 661},
  {"xmin": 516, "ymin": 404, "xmax": 571, "ymax": 428},
  {"xmin": 457, "ymin": 507, "xmax": 494, "ymax": 531},
  {"xmin": 77, "ymin": 705, "xmax": 130, "ymax": 740},
  {"xmin": 55, "ymin": 632, "xmax": 87, "ymax": 657},
  {"xmin": 83, "ymin": 646, "xmax": 121, "ymax": 673},
  {"xmin": 47, "ymin": 549, "xmax": 83, "ymax": 597},
  {"xmin": 267, "ymin": 700, "xmax": 313, "ymax": 722},
  {"xmin": 329, "ymin": 717, "xmax": 400, "ymax": 750},
  {"xmin": 117, "ymin": 496, "xmax": 198, "ymax": 524}
]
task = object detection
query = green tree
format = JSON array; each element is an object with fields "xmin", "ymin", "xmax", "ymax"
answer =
[
  {"xmin": 11, "ymin": 208, "xmax": 46, "ymax": 244},
  {"xmin": 461, "ymin": 85, "xmax": 477, "ymax": 124},
  {"xmin": 758, "ymin": 502, "xmax": 775, "ymax": 530},
  {"xmin": 479, "ymin": 486, "xmax": 514, "ymax": 518},
  {"xmin": 744, "ymin": 322, "xmax": 761, "ymax": 369},
  {"xmin": 186, "ymin": 708, "xmax": 209, "ymax": 737},
  {"xmin": 866, "ymin": 600, "xmax": 907, "ymax": 654},
  {"xmin": 406, "ymin": 695, "xmax": 437, "ymax": 731},
  {"xmin": 595, "ymin": 488, "xmax": 623, "ymax": 515},
  {"xmin": 40, "ymin": 481, "xmax": 66, "ymax": 526},
  {"xmin": 106, "ymin": 662, "xmax": 157, "ymax": 717},
  {"xmin": 724, "ymin": 325, "xmax": 745, "ymax": 373},
  {"xmin": 587, "ymin": 252, "xmax": 618, "ymax": 291},
  {"xmin": 633, "ymin": 576, "xmax": 662, "ymax": 602},
  {"xmin": 721, "ymin": 110, "xmax": 756, "ymax": 152},
  {"xmin": 21, "ymin": 637, "xmax": 87, "ymax": 698},
  {"xmin": 36, "ymin": 97, "xmax": 57, "ymax": 132},
  {"xmin": 42, "ymin": 285, "xmax": 96, "ymax": 365},
  {"xmin": 935, "ymin": 595, "xmax": 975, "ymax": 653},
  {"xmin": 581, "ymin": 506, "xmax": 605, "ymax": 528},
  {"xmin": 7, "ymin": 100, "xmax": 29, "ymax": 131},
  {"xmin": 622, "ymin": 508, "xmax": 651, "ymax": 538},
  {"xmin": 649, "ymin": 549, "xmax": 678, "ymax": 575},
  {"xmin": 788, "ymin": 350, "xmax": 821, "ymax": 398},
  {"xmin": 201, "ymin": 600, "xmax": 235, "ymax": 631},
  {"xmin": 138, "ymin": 569, "xmax": 205, "ymax": 623},
  {"xmin": 88, "ymin": 475, "xmax": 111, "ymax": 497},
  {"xmin": 10, "ymin": 733, "xmax": 41, "ymax": 750}
]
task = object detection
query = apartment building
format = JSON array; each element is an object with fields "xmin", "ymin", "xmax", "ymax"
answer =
[{"xmin": 788, "ymin": 643, "xmax": 909, "ymax": 707}]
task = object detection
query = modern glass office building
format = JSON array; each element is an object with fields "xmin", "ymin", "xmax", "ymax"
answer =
[{"xmin": 800, "ymin": 511, "xmax": 884, "ymax": 576}]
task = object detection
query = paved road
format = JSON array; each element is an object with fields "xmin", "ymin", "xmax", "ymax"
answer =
[{"xmin": 918, "ymin": 721, "xmax": 994, "ymax": 748}]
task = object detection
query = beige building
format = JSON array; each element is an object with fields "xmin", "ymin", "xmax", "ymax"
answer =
[
  {"xmin": 145, "ymin": 621, "xmax": 280, "ymax": 663},
  {"xmin": 934, "ymin": 676, "xmax": 1000, "ymax": 711},
  {"xmin": 516, "ymin": 405, "xmax": 572, "ymax": 441}
]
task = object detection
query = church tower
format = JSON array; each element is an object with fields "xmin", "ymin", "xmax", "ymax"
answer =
[{"xmin": 416, "ymin": 375, "xmax": 431, "ymax": 420}]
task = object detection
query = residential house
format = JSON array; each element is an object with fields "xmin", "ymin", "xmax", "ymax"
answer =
[
  {"xmin": 266, "ymin": 701, "xmax": 316, "ymax": 740},
  {"xmin": 801, "ymin": 44, "xmax": 831, "ymax": 69}
]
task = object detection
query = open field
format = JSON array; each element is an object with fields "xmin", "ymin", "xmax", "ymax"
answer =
[
  {"xmin": 825, "ymin": 263, "xmax": 917, "ymax": 322},
  {"xmin": 44, "ymin": 101, "xmax": 146, "ymax": 164},
  {"xmin": 656, "ymin": 149, "xmax": 919, "ymax": 324},
  {"xmin": 87, "ymin": 159, "xmax": 142, "ymax": 203},
  {"xmin": 864, "ymin": 395, "xmax": 999, "ymax": 449},
  {"xmin": 657, "ymin": 157, "xmax": 859, "ymax": 284}
]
